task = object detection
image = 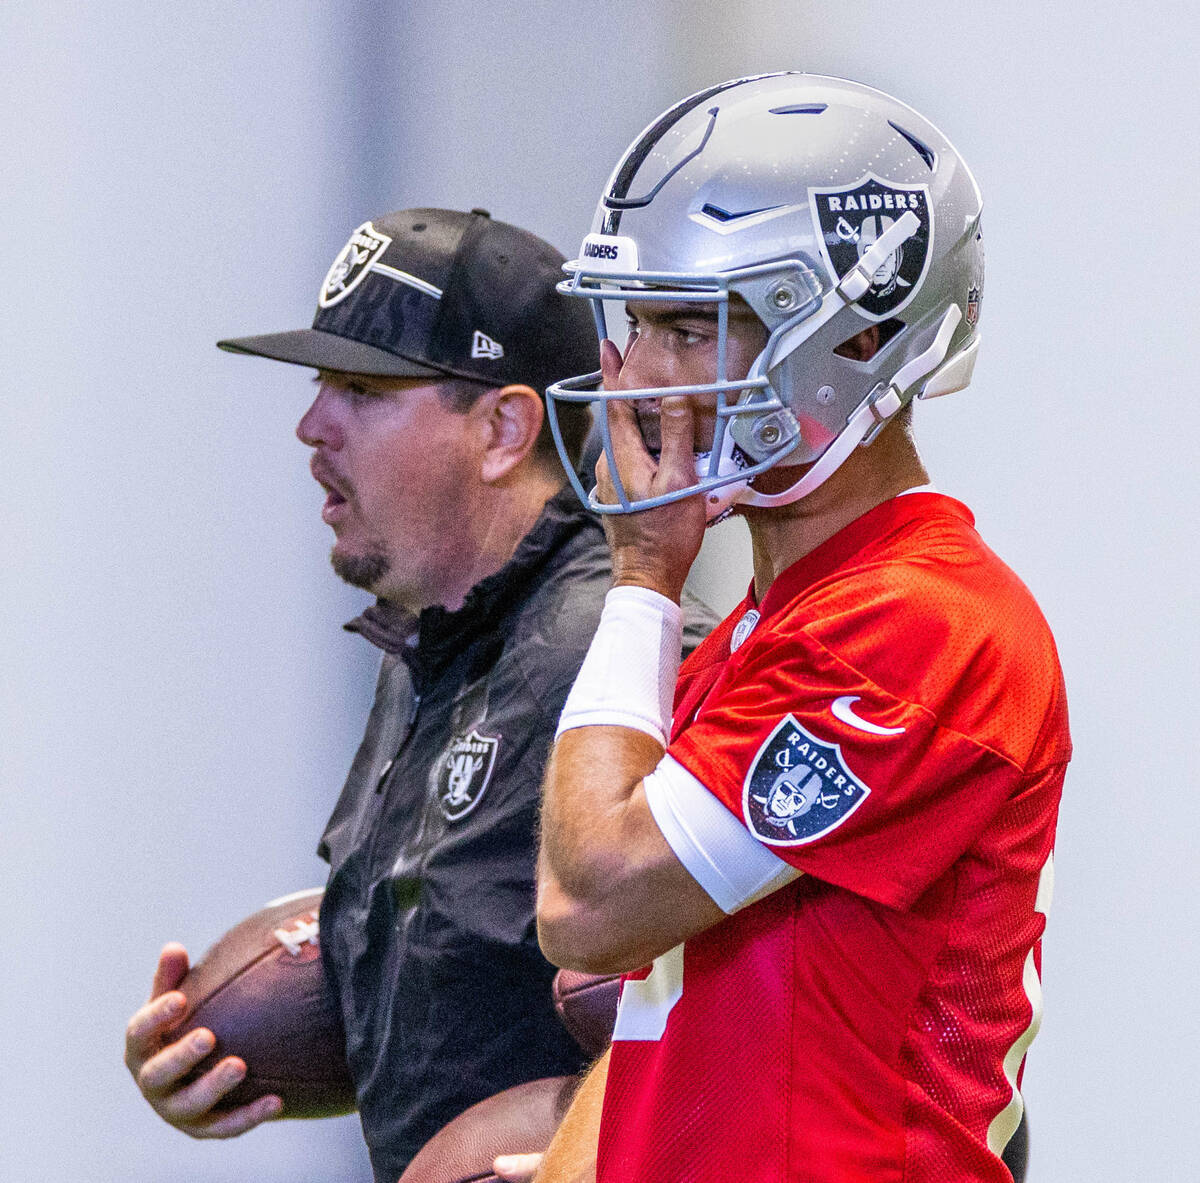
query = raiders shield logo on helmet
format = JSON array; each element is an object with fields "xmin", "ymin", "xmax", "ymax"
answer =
[
  {"xmin": 436, "ymin": 728, "xmax": 500, "ymax": 822},
  {"xmin": 318, "ymin": 221, "xmax": 392, "ymax": 309},
  {"xmin": 809, "ymin": 174, "xmax": 933, "ymax": 320},
  {"xmin": 743, "ymin": 714, "xmax": 871, "ymax": 845}
]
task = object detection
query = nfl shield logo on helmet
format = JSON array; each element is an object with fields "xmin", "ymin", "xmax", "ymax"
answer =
[
  {"xmin": 743, "ymin": 715, "xmax": 871, "ymax": 845},
  {"xmin": 809, "ymin": 174, "xmax": 933, "ymax": 320},
  {"xmin": 966, "ymin": 283, "xmax": 981, "ymax": 328},
  {"xmin": 437, "ymin": 728, "xmax": 500, "ymax": 822},
  {"xmin": 319, "ymin": 221, "xmax": 393, "ymax": 308}
]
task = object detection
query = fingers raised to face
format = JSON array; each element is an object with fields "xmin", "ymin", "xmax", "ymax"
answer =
[{"xmin": 655, "ymin": 397, "xmax": 698, "ymax": 494}]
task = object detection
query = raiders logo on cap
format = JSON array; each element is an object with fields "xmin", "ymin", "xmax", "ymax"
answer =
[
  {"xmin": 809, "ymin": 174, "xmax": 932, "ymax": 320},
  {"xmin": 318, "ymin": 222, "xmax": 393, "ymax": 309}
]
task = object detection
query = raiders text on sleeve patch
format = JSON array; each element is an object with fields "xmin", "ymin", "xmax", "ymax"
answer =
[{"xmin": 743, "ymin": 714, "xmax": 871, "ymax": 845}]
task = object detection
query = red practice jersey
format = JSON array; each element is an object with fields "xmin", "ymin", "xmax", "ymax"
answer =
[{"xmin": 597, "ymin": 493, "xmax": 1070, "ymax": 1183}]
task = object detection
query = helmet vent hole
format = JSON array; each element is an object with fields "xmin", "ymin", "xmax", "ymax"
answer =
[
  {"xmin": 834, "ymin": 318, "xmax": 904, "ymax": 362},
  {"xmin": 769, "ymin": 103, "xmax": 827, "ymax": 115},
  {"xmin": 888, "ymin": 121, "xmax": 936, "ymax": 171}
]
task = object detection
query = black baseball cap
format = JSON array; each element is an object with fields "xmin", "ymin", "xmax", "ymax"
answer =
[{"xmin": 217, "ymin": 207, "xmax": 599, "ymax": 395}]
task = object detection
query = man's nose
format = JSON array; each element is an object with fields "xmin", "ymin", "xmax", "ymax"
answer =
[
  {"xmin": 615, "ymin": 333, "xmax": 665, "ymax": 392},
  {"xmin": 296, "ymin": 387, "xmax": 343, "ymax": 449}
]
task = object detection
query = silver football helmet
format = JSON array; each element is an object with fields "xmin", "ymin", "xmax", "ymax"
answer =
[{"xmin": 547, "ymin": 72, "xmax": 984, "ymax": 519}]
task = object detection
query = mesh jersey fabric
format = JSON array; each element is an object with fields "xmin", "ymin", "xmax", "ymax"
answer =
[{"xmin": 597, "ymin": 493, "xmax": 1070, "ymax": 1183}]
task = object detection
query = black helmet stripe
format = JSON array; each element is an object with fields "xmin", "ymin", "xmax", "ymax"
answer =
[{"xmin": 602, "ymin": 72, "xmax": 793, "ymax": 234}]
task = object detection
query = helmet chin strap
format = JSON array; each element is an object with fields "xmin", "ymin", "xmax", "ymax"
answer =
[
  {"xmin": 694, "ymin": 439, "xmax": 752, "ymax": 523},
  {"xmin": 734, "ymin": 398, "xmax": 883, "ymax": 509},
  {"xmin": 736, "ymin": 303, "xmax": 964, "ymax": 509}
]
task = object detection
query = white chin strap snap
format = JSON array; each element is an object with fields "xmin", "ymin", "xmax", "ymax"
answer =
[{"xmin": 694, "ymin": 450, "xmax": 751, "ymax": 525}]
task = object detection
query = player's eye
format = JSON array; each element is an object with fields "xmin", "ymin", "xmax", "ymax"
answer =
[{"xmin": 314, "ymin": 373, "xmax": 373, "ymax": 400}]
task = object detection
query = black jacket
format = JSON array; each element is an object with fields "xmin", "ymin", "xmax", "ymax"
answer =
[{"xmin": 318, "ymin": 486, "xmax": 715, "ymax": 1181}]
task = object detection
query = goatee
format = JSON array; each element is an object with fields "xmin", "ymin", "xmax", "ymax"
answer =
[{"xmin": 331, "ymin": 547, "xmax": 389, "ymax": 591}]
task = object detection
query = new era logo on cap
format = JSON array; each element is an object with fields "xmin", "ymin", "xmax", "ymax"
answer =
[{"xmin": 471, "ymin": 330, "xmax": 504, "ymax": 360}]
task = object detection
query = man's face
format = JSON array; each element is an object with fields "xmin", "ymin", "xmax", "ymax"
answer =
[
  {"xmin": 612, "ymin": 298, "xmax": 768, "ymax": 450},
  {"xmin": 296, "ymin": 371, "xmax": 483, "ymax": 610}
]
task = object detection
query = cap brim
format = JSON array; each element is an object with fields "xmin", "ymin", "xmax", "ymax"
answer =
[{"xmin": 216, "ymin": 327, "xmax": 445, "ymax": 379}]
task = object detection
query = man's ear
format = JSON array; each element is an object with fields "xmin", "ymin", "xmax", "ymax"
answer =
[{"xmin": 479, "ymin": 384, "xmax": 545, "ymax": 483}]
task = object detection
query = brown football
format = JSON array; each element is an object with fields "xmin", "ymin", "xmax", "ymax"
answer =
[
  {"xmin": 397, "ymin": 1076, "xmax": 580, "ymax": 1183},
  {"xmin": 175, "ymin": 888, "xmax": 355, "ymax": 1117},
  {"xmin": 551, "ymin": 969, "xmax": 621, "ymax": 1058}
]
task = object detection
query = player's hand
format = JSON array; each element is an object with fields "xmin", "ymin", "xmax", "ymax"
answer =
[
  {"xmin": 594, "ymin": 339, "xmax": 707, "ymax": 602},
  {"xmin": 124, "ymin": 942, "xmax": 282, "ymax": 1138},
  {"xmin": 493, "ymin": 1153, "xmax": 543, "ymax": 1181}
]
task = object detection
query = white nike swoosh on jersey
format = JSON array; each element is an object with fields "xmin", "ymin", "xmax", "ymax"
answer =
[{"xmin": 831, "ymin": 695, "xmax": 906, "ymax": 736}]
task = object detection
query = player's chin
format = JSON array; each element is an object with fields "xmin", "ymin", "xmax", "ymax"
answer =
[{"xmin": 748, "ymin": 462, "xmax": 812, "ymax": 497}]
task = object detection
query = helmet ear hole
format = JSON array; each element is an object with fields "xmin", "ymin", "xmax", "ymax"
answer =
[{"xmin": 833, "ymin": 318, "xmax": 903, "ymax": 362}]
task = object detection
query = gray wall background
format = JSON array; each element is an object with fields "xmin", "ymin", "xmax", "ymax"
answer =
[{"xmin": 2, "ymin": 2, "xmax": 1195, "ymax": 1180}]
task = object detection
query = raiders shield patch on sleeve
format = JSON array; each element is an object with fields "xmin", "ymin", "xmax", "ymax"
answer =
[{"xmin": 743, "ymin": 714, "xmax": 871, "ymax": 845}]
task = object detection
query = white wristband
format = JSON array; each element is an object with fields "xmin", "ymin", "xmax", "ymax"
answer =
[{"xmin": 556, "ymin": 585, "xmax": 683, "ymax": 746}]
